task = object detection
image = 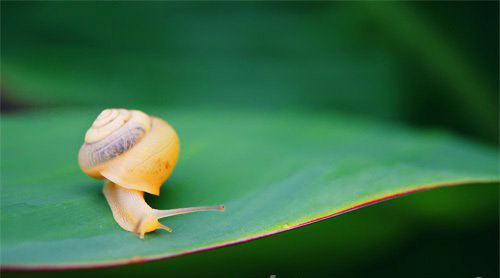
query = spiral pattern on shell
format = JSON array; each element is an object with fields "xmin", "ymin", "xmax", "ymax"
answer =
[{"xmin": 79, "ymin": 109, "xmax": 152, "ymax": 169}]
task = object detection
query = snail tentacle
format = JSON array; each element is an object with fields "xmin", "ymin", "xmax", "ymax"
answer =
[
  {"xmin": 159, "ymin": 224, "xmax": 173, "ymax": 233},
  {"xmin": 154, "ymin": 206, "xmax": 225, "ymax": 219}
]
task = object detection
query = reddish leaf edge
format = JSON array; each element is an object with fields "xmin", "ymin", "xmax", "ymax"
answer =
[{"xmin": 2, "ymin": 179, "xmax": 497, "ymax": 272}]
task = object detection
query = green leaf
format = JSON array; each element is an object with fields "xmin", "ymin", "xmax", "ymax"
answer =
[{"xmin": 1, "ymin": 108, "xmax": 497, "ymax": 269}]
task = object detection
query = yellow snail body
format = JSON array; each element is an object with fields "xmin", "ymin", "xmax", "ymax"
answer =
[{"xmin": 78, "ymin": 109, "xmax": 224, "ymax": 238}]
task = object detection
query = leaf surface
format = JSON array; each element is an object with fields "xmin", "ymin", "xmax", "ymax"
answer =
[{"xmin": 1, "ymin": 108, "xmax": 497, "ymax": 269}]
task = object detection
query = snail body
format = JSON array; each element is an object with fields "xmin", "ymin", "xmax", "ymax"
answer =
[{"xmin": 78, "ymin": 109, "xmax": 224, "ymax": 238}]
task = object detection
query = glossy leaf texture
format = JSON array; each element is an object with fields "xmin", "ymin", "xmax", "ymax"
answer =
[{"xmin": 1, "ymin": 108, "xmax": 497, "ymax": 269}]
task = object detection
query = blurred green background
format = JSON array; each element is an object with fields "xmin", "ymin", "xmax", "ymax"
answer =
[{"xmin": 1, "ymin": 1, "xmax": 498, "ymax": 277}]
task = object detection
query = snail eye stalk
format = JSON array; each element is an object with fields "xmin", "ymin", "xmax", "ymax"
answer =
[{"xmin": 154, "ymin": 206, "xmax": 225, "ymax": 219}]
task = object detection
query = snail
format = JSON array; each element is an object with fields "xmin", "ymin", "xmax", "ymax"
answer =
[{"xmin": 78, "ymin": 109, "xmax": 224, "ymax": 238}]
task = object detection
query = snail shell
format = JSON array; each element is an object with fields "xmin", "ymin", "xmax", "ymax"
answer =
[{"xmin": 78, "ymin": 109, "xmax": 179, "ymax": 195}]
